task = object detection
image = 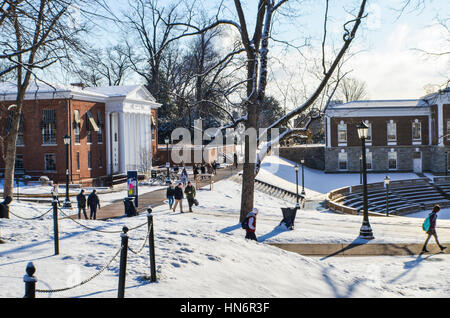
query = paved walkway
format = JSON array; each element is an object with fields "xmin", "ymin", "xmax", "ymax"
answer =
[
  {"xmin": 70, "ymin": 165, "xmax": 242, "ymax": 220},
  {"xmin": 270, "ymin": 243, "xmax": 450, "ymax": 257}
]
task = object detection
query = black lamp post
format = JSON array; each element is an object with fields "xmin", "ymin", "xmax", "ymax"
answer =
[
  {"xmin": 295, "ymin": 164, "xmax": 300, "ymax": 209},
  {"xmin": 63, "ymin": 135, "xmax": 72, "ymax": 208},
  {"xmin": 384, "ymin": 176, "xmax": 390, "ymax": 217},
  {"xmin": 165, "ymin": 137, "xmax": 170, "ymax": 185},
  {"xmin": 300, "ymin": 159, "xmax": 306, "ymax": 195},
  {"xmin": 356, "ymin": 122, "xmax": 374, "ymax": 240}
]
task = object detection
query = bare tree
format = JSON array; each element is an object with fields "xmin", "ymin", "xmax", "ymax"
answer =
[
  {"xmin": 0, "ymin": 0, "xmax": 108, "ymax": 199},
  {"xmin": 169, "ymin": 0, "xmax": 368, "ymax": 220},
  {"xmin": 338, "ymin": 76, "xmax": 368, "ymax": 102}
]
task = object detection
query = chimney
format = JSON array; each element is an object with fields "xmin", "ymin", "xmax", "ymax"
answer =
[{"xmin": 71, "ymin": 82, "xmax": 85, "ymax": 89}]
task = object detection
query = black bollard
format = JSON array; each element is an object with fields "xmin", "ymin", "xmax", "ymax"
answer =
[
  {"xmin": 118, "ymin": 226, "xmax": 129, "ymax": 298},
  {"xmin": 147, "ymin": 208, "xmax": 157, "ymax": 282},
  {"xmin": 24, "ymin": 262, "xmax": 37, "ymax": 298},
  {"xmin": 52, "ymin": 199, "xmax": 59, "ymax": 255}
]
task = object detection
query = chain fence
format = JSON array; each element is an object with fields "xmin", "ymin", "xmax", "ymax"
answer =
[
  {"xmin": 35, "ymin": 245, "xmax": 123, "ymax": 294},
  {"xmin": 57, "ymin": 208, "xmax": 148, "ymax": 234},
  {"xmin": 127, "ymin": 224, "xmax": 151, "ymax": 255},
  {"xmin": 8, "ymin": 208, "xmax": 53, "ymax": 221}
]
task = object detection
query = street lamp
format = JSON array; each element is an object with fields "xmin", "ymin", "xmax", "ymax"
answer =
[
  {"xmin": 384, "ymin": 176, "xmax": 390, "ymax": 217},
  {"xmin": 356, "ymin": 122, "xmax": 374, "ymax": 240},
  {"xmin": 295, "ymin": 164, "xmax": 300, "ymax": 209},
  {"xmin": 300, "ymin": 159, "xmax": 306, "ymax": 195},
  {"xmin": 63, "ymin": 135, "xmax": 72, "ymax": 208},
  {"xmin": 165, "ymin": 137, "xmax": 170, "ymax": 185}
]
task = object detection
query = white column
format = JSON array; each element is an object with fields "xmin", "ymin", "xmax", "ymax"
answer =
[
  {"xmin": 438, "ymin": 103, "xmax": 444, "ymax": 146},
  {"xmin": 118, "ymin": 112, "xmax": 126, "ymax": 174},
  {"xmin": 105, "ymin": 111, "xmax": 111, "ymax": 175},
  {"xmin": 326, "ymin": 116, "xmax": 331, "ymax": 148}
]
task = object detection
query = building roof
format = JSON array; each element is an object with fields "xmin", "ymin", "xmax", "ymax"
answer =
[
  {"xmin": 328, "ymin": 99, "xmax": 429, "ymax": 109},
  {"xmin": 0, "ymin": 81, "xmax": 159, "ymax": 106}
]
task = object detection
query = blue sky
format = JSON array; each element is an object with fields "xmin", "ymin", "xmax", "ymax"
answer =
[{"xmin": 81, "ymin": 0, "xmax": 449, "ymax": 104}]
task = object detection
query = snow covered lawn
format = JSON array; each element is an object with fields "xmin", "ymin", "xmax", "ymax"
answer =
[{"xmin": 1, "ymin": 178, "xmax": 450, "ymax": 298}]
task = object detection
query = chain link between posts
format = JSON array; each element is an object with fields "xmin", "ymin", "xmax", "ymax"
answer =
[
  {"xmin": 8, "ymin": 208, "xmax": 53, "ymax": 221},
  {"xmin": 127, "ymin": 222, "xmax": 151, "ymax": 255},
  {"xmin": 35, "ymin": 245, "xmax": 123, "ymax": 294}
]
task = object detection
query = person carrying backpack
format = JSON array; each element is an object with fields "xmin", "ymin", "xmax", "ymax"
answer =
[
  {"xmin": 422, "ymin": 205, "xmax": 447, "ymax": 253},
  {"xmin": 166, "ymin": 182, "xmax": 175, "ymax": 210},
  {"xmin": 87, "ymin": 189, "xmax": 101, "ymax": 220},
  {"xmin": 242, "ymin": 208, "xmax": 259, "ymax": 242}
]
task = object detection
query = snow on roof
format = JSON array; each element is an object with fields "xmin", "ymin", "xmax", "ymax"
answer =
[
  {"xmin": 84, "ymin": 85, "xmax": 141, "ymax": 97},
  {"xmin": 328, "ymin": 99, "xmax": 429, "ymax": 109}
]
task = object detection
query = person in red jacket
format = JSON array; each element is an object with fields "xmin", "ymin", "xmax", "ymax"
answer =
[
  {"xmin": 245, "ymin": 208, "xmax": 259, "ymax": 242},
  {"xmin": 422, "ymin": 205, "xmax": 447, "ymax": 253}
]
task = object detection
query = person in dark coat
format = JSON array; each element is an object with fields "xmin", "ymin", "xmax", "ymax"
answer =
[
  {"xmin": 422, "ymin": 205, "xmax": 447, "ymax": 253},
  {"xmin": 200, "ymin": 164, "xmax": 206, "ymax": 174},
  {"xmin": 193, "ymin": 165, "xmax": 200, "ymax": 189},
  {"xmin": 173, "ymin": 183, "xmax": 184, "ymax": 213},
  {"xmin": 76, "ymin": 189, "xmax": 88, "ymax": 219},
  {"xmin": 0, "ymin": 196, "xmax": 12, "ymax": 219},
  {"xmin": 184, "ymin": 181, "xmax": 196, "ymax": 212},
  {"xmin": 166, "ymin": 182, "xmax": 175, "ymax": 209},
  {"xmin": 87, "ymin": 189, "xmax": 101, "ymax": 220},
  {"xmin": 234, "ymin": 153, "xmax": 238, "ymax": 169},
  {"xmin": 212, "ymin": 160, "xmax": 217, "ymax": 175}
]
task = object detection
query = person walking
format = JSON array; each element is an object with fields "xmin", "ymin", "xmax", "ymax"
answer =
[
  {"xmin": 173, "ymin": 183, "xmax": 184, "ymax": 213},
  {"xmin": 244, "ymin": 208, "xmax": 259, "ymax": 242},
  {"xmin": 181, "ymin": 168, "xmax": 188, "ymax": 187},
  {"xmin": 76, "ymin": 189, "xmax": 88, "ymax": 219},
  {"xmin": 166, "ymin": 182, "xmax": 175, "ymax": 210},
  {"xmin": 193, "ymin": 165, "xmax": 200, "ymax": 190},
  {"xmin": 87, "ymin": 189, "xmax": 101, "ymax": 220},
  {"xmin": 212, "ymin": 160, "xmax": 217, "ymax": 175},
  {"xmin": 422, "ymin": 205, "xmax": 447, "ymax": 253},
  {"xmin": 200, "ymin": 164, "xmax": 206, "ymax": 174},
  {"xmin": 0, "ymin": 196, "xmax": 12, "ymax": 219},
  {"xmin": 234, "ymin": 153, "xmax": 238, "ymax": 169},
  {"xmin": 184, "ymin": 181, "xmax": 196, "ymax": 212}
]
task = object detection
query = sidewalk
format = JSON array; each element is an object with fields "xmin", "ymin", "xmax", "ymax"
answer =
[
  {"xmin": 270, "ymin": 243, "xmax": 450, "ymax": 257},
  {"xmin": 70, "ymin": 164, "xmax": 242, "ymax": 220}
]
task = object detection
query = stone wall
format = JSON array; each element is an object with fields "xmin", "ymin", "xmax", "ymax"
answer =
[{"xmin": 278, "ymin": 145, "xmax": 325, "ymax": 170}]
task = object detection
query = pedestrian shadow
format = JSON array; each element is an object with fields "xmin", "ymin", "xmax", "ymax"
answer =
[
  {"xmin": 320, "ymin": 237, "xmax": 370, "ymax": 261},
  {"xmin": 388, "ymin": 253, "xmax": 436, "ymax": 284},
  {"xmin": 218, "ymin": 224, "xmax": 241, "ymax": 234}
]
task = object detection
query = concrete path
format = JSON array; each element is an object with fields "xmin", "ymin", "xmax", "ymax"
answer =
[
  {"xmin": 270, "ymin": 243, "xmax": 450, "ymax": 257},
  {"xmin": 69, "ymin": 165, "xmax": 242, "ymax": 220}
]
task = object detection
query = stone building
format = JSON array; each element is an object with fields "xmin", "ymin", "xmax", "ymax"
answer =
[
  {"xmin": 0, "ymin": 82, "xmax": 160, "ymax": 186},
  {"xmin": 324, "ymin": 88, "xmax": 450, "ymax": 174}
]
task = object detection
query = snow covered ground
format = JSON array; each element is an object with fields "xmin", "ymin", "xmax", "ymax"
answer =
[{"xmin": 1, "ymin": 174, "xmax": 450, "ymax": 298}]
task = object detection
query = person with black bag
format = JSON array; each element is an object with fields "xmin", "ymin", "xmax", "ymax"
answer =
[{"xmin": 184, "ymin": 181, "xmax": 197, "ymax": 212}]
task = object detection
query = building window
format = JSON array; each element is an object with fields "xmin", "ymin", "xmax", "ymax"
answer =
[
  {"xmin": 7, "ymin": 111, "xmax": 25, "ymax": 146},
  {"xmin": 388, "ymin": 151, "xmax": 397, "ymax": 170},
  {"xmin": 365, "ymin": 120, "xmax": 372, "ymax": 143},
  {"xmin": 41, "ymin": 110, "xmax": 57, "ymax": 145},
  {"xmin": 99, "ymin": 151, "xmax": 103, "ymax": 168},
  {"xmin": 338, "ymin": 151, "xmax": 347, "ymax": 170},
  {"xmin": 76, "ymin": 152, "xmax": 80, "ymax": 171},
  {"xmin": 412, "ymin": 120, "xmax": 421, "ymax": 141},
  {"xmin": 366, "ymin": 151, "xmax": 373, "ymax": 170},
  {"xmin": 338, "ymin": 121, "xmax": 347, "ymax": 144},
  {"xmin": 45, "ymin": 154, "xmax": 56, "ymax": 172},
  {"xmin": 387, "ymin": 121, "xmax": 397, "ymax": 142},
  {"xmin": 15, "ymin": 154, "xmax": 24, "ymax": 171},
  {"xmin": 97, "ymin": 112, "xmax": 103, "ymax": 143},
  {"xmin": 74, "ymin": 110, "xmax": 81, "ymax": 144},
  {"xmin": 88, "ymin": 151, "xmax": 92, "ymax": 169},
  {"xmin": 86, "ymin": 111, "xmax": 99, "ymax": 144}
]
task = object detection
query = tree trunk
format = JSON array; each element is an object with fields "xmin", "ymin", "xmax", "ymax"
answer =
[{"xmin": 3, "ymin": 102, "xmax": 22, "ymax": 199}]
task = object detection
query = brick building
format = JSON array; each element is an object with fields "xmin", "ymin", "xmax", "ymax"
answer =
[
  {"xmin": 324, "ymin": 88, "xmax": 450, "ymax": 174},
  {"xmin": 0, "ymin": 82, "xmax": 160, "ymax": 186}
]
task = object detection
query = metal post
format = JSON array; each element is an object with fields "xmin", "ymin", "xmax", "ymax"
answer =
[
  {"xmin": 360, "ymin": 138, "xmax": 374, "ymax": 239},
  {"xmin": 118, "ymin": 226, "xmax": 129, "ymax": 298},
  {"xmin": 52, "ymin": 199, "xmax": 59, "ymax": 255},
  {"xmin": 147, "ymin": 208, "xmax": 157, "ymax": 282},
  {"xmin": 446, "ymin": 152, "xmax": 448, "ymax": 176},
  {"xmin": 166, "ymin": 141, "xmax": 170, "ymax": 185},
  {"xmin": 24, "ymin": 262, "xmax": 37, "ymax": 298},
  {"xmin": 301, "ymin": 162, "xmax": 305, "ymax": 195},
  {"xmin": 63, "ymin": 140, "xmax": 72, "ymax": 208},
  {"xmin": 360, "ymin": 157, "xmax": 363, "ymax": 185},
  {"xmin": 17, "ymin": 177, "xmax": 20, "ymax": 202},
  {"xmin": 386, "ymin": 183, "xmax": 389, "ymax": 217},
  {"xmin": 295, "ymin": 165, "xmax": 299, "ymax": 209}
]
